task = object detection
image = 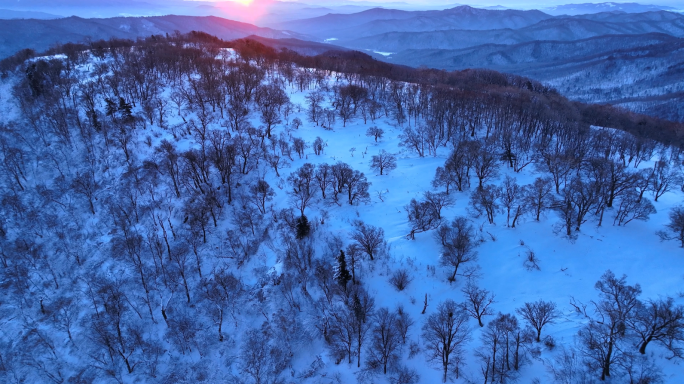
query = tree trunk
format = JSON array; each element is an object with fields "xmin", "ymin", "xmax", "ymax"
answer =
[
  {"xmin": 639, "ymin": 335, "xmax": 653, "ymax": 354},
  {"xmin": 218, "ymin": 308, "xmax": 224, "ymax": 342},
  {"xmin": 602, "ymin": 340, "xmax": 614, "ymax": 380}
]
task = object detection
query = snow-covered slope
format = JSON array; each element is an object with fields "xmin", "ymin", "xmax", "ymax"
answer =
[{"xmin": 0, "ymin": 37, "xmax": 683, "ymax": 383}]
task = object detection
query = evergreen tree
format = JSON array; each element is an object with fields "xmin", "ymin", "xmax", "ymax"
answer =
[
  {"xmin": 105, "ymin": 98, "xmax": 118, "ymax": 117},
  {"xmin": 118, "ymin": 97, "xmax": 134, "ymax": 122},
  {"xmin": 295, "ymin": 214, "xmax": 310, "ymax": 239},
  {"xmin": 334, "ymin": 250, "xmax": 351, "ymax": 289}
]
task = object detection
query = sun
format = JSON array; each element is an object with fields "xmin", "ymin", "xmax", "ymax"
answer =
[{"xmin": 216, "ymin": 0, "xmax": 273, "ymax": 24}]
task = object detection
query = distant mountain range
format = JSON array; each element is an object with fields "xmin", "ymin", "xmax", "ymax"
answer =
[
  {"xmin": 542, "ymin": 2, "xmax": 680, "ymax": 16},
  {"xmin": 0, "ymin": 15, "xmax": 306, "ymax": 59},
  {"xmin": 0, "ymin": 8, "xmax": 62, "ymax": 19},
  {"xmin": 341, "ymin": 11, "xmax": 684, "ymax": 51},
  {"xmin": 386, "ymin": 33, "xmax": 682, "ymax": 71},
  {"xmin": 264, "ymin": 4, "xmax": 683, "ymax": 122},
  {"xmin": 271, "ymin": 6, "xmax": 551, "ymax": 39},
  {"xmin": 0, "ymin": 0, "xmax": 376, "ymax": 22}
]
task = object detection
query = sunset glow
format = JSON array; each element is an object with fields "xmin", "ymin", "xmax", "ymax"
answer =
[{"xmin": 216, "ymin": 0, "xmax": 273, "ymax": 24}]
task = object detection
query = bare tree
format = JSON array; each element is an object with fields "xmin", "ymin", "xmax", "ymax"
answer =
[
  {"xmin": 156, "ymin": 140, "xmax": 182, "ymax": 197},
  {"xmin": 423, "ymin": 191, "xmax": 454, "ymax": 220},
  {"xmin": 292, "ymin": 137, "xmax": 307, "ymax": 159},
  {"xmin": 350, "ymin": 220, "xmax": 385, "ymax": 261},
  {"xmin": 366, "ymin": 126, "xmax": 384, "ymax": 142},
  {"xmin": 499, "ymin": 176, "xmax": 525, "ymax": 227},
  {"xmin": 587, "ymin": 158, "xmax": 637, "ymax": 209},
  {"xmin": 422, "ymin": 299, "xmax": 471, "ymax": 383},
  {"xmin": 264, "ymin": 150, "xmax": 289, "ymax": 178},
  {"xmin": 290, "ymin": 117, "xmax": 302, "ymax": 130},
  {"xmin": 165, "ymin": 307, "xmax": 202, "ymax": 355},
  {"xmin": 657, "ymin": 206, "xmax": 684, "ymax": 247},
  {"xmin": 388, "ymin": 269, "xmax": 413, "ymax": 291},
  {"xmin": 334, "ymin": 86, "xmax": 356, "ymax": 127},
  {"xmin": 201, "ymin": 268, "xmax": 242, "ymax": 342},
  {"xmin": 367, "ymin": 307, "xmax": 402, "ymax": 374},
  {"xmin": 434, "ymin": 142, "xmax": 473, "ymax": 194},
  {"xmin": 516, "ymin": 300, "xmax": 559, "ymax": 342},
  {"xmin": 208, "ymin": 129, "xmax": 237, "ymax": 204},
  {"xmin": 399, "ymin": 125, "xmax": 427, "ymax": 157},
  {"xmin": 563, "ymin": 177, "xmax": 599, "ymax": 232},
  {"xmin": 370, "ymin": 150, "xmax": 397, "ymax": 176},
  {"xmin": 478, "ymin": 312, "xmax": 529, "ymax": 383},
  {"xmin": 634, "ymin": 168, "xmax": 653, "ymax": 201},
  {"xmin": 469, "ymin": 184, "xmax": 500, "ymax": 225},
  {"xmin": 312, "ymin": 136, "xmax": 326, "ymax": 155},
  {"xmin": 352, "ymin": 287, "xmax": 375, "ymax": 367},
  {"xmin": 395, "ymin": 305, "xmax": 414, "ymax": 344},
  {"xmin": 71, "ymin": 170, "xmax": 99, "ymax": 214},
  {"xmin": 579, "ymin": 270, "xmax": 641, "ymax": 381},
  {"xmin": 432, "ymin": 165, "xmax": 459, "ymax": 195},
  {"xmin": 314, "ymin": 163, "xmax": 333, "ymax": 199},
  {"xmin": 329, "ymin": 302, "xmax": 357, "ymax": 364},
  {"xmin": 249, "ymin": 179, "xmax": 275, "ymax": 214},
  {"xmin": 438, "ymin": 217, "xmax": 479, "ymax": 282},
  {"xmin": 524, "ymin": 177, "xmax": 554, "ymax": 221},
  {"xmin": 472, "ymin": 141, "xmax": 500, "ymax": 188},
  {"xmin": 305, "ymin": 90, "xmax": 325, "ymax": 124},
  {"xmin": 614, "ymin": 192, "xmax": 656, "ymax": 226},
  {"xmin": 240, "ymin": 328, "xmax": 272, "ymax": 384},
  {"xmin": 405, "ymin": 198, "xmax": 441, "ymax": 240},
  {"xmin": 538, "ymin": 151, "xmax": 574, "ymax": 194},
  {"xmin": 346, "ymin": 169, "xmax": 371, "ymax": 205},
  {"xmin": 618, "ymin": 350, "xmax": 665, "ymax": 384},
  {"xmin": 461, "ymin": 282, "xmax": 495, "ymax": 327},
  {"xmin": 254, "ymin": 83, "xmax": 288, "ymax": 138},
  {"xmin": 650, "ymin": 158, "xmax": 681, "ymax": 202},
  {"xmin": 287, "ymin": 163, "xmax": 317, "ymax": 215},
  {"xmin": 547, "ymin": 346, "xmax": 595, "ymax": 384},
  {"xmin": 628, "ymin": 297, "xmax": 684, "ymax": 357}
]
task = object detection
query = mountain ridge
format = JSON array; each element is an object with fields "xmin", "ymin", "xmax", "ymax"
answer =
[
  {"xmin": 271, "ymin": 5, "xmax": 552, "ymax": 39},
  {"xmin": 0, "ymin": 14, "xmax": 308, "ymax": 59},
  {"xmin": 340, "ymin": 11, "xmax": 684, "ymax": 52}
]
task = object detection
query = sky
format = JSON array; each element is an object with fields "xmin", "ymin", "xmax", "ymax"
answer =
[{"xmin": 210, "ymin": 0, "xmax": 682, "ymax": 9}]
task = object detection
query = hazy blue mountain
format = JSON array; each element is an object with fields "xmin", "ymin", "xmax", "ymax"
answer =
[
  {"xmin": 272, "ymin": 6, "xmax": 552, "ymax": 39},
  {"xmin": 0, "ymin": 15, "xmax": 306, "ymax": 59},
  {"xmin": 0, "ymin": 8, "xmax": 62, "ymax": 19},
  {"xmin": 385, "ymin": 33, "xmax": 681, "ymax": 70},
  {"xmin": 0, "ymin": 0, "xmax": 177, "ymax": 18},
  {"xmin": 543, "ymin": 2, "xmax": 679, "ymax": 16},
  {"xmin": 570, "ymin": 9, "xmax": 684, "ymax": 22},
  {"xmin": 384, "ymin": 33, "xmax": 684, "ymax": 121},
  {"xmin": 0, "ymin": 0, "xmax": 377, "ymax": 23},
  {"xmin": 341, "ymin": 10, "xmax": 684, "ymax": 52}
]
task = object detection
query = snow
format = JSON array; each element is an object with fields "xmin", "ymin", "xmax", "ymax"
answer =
[{"xmin": 1, "ymin": 50, "xmax": 683, "ymax": 383}]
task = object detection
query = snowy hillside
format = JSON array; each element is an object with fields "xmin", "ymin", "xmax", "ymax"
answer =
[{"xmin": 0, "ymin": 35, "xmax": 683, "ymax": 384}]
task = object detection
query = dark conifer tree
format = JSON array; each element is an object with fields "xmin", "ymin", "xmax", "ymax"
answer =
[
  {"xmin": 335, "ymin": 250, "xmax": 351, "ymax": 289},
  {"xmin": 295, "ymin": 214, "xmax": 311, "ymax": 239}
]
